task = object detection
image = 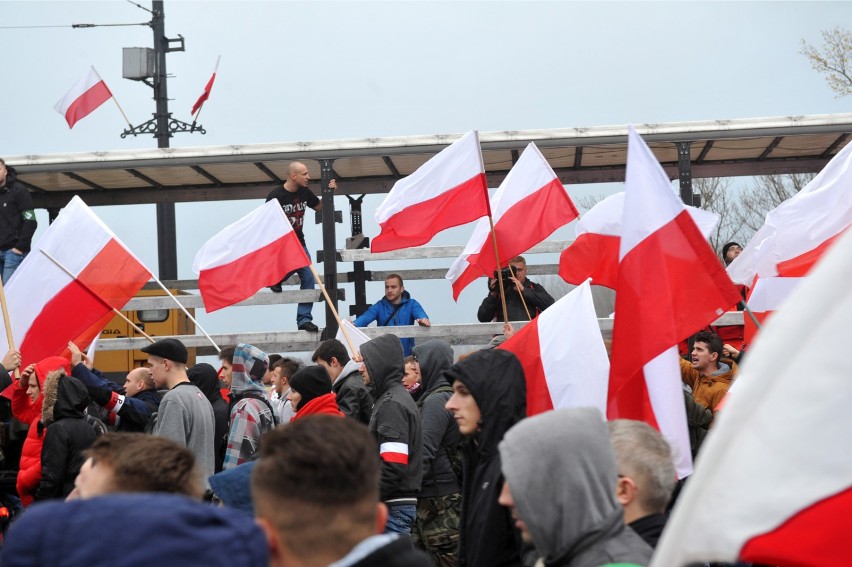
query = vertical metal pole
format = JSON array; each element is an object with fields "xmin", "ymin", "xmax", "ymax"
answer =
[
  {"xmin": 320, "ymin": 159, "xmax": 339, "ymax": 337},
  {"xmin": 347, "ymin": 195, "xmax": 369, "ymax": 317},
  {"xmin": 676, "ymin": 141, "xmax": 694, "ymax": 206},
  {"xmin": 152, "ymin": 0, "xmax": 177, "ymax": 280}
]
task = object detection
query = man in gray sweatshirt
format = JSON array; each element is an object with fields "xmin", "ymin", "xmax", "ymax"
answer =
[
  {"xmin": 498, "ymin": 407, "xmax": 653, "ymax": 567},
  {"xmin": 143, "ymin": 338, "xmax": 216, "ymax": 481}
]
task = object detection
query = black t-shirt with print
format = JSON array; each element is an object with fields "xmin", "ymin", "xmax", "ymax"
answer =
[{"xmin": 266, "ymin": 185, "xmax": 320, "ymax": 245}]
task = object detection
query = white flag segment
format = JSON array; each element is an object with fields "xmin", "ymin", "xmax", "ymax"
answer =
[
  {"xmin": 53, "ymin": 66, "xmax": 113, "ymax": 129},
  {"xmin": 192, "ymin": 200, "xmax": 310, "ymax": 313},
  {"xmin": 499, "ymin": 280, "xmax": 609, "ymax": 415},
  {"xmin": 371, "ymin": 130, "xmax": 489, "ymax": 253},
  {"xmin": 642, "ymin": 347, "xmax": 693, "ymax": 478},
  {"xmin": 727, "ymin": 139, "xmax": 852, "ymax": 286},
  {"xmin": 652, "ymin": 228, "xmax": 852, "ymax": 567},
  {"xmin": 335, "ymin": 320, "xmax": 371, "ymax": 360},
  {"xmin": 746, "ymin": 276, "xmax": 802, "ymax": 312},
  {"xmin": 0, "ymin": 196, "xmax": 151, "ymax": 366}
]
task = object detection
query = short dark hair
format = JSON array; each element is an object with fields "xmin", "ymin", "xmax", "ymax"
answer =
[
  {"xmin": 268, "ymin": 354, "xmax": 283, "ymax": 368},
  {"xmin": 218, "ymin": 346, "xmax": 235, "ymax": 364},
  {"xmin": 385, "ymin": 274, "xmax": 404, "ymax": 287},
  {"xmin": 694, "ymin": 330, "xmax": 723, "ymax": 360},
  {"xmin": 252, "ymin": 416, "xmax": 379, "ymax": 560},
  {"xmin": 85, "ymin": 433, "xmax": 203, "ymax": 498},
  {"xmin": 312, "ymin": 339, "xmax": 350, "ymax": 366},
  {"xmin": 272, "ymin": 357, "xmax": 303, "ymax": 378}
]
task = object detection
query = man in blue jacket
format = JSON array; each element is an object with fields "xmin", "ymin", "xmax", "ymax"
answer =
[{"xmin": 354, "ymin": 274, "xmax": 430, "ymax": 356}]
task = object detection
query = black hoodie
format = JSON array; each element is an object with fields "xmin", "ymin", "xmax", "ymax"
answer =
[
  {"xmin": 188, "ymin": 363, "xmax": 229, "ymax": 473},
  {"xmin": 412, "ymin": 339, "xmax": 460, "ymax": 497},
  {"xmin": 361, "ymin": 334, "xmax": 423, "ymax": 504},
  {"xmin": 0, "ymin": 165, "xmax": 37, "ymax": 253},
  {"xmin": 444, "ymin": 349, "xmax": 526, "ymax": 567},
  {"xmin": 35, "ymin": 374, "xmax": 97, "ymax": 500}
]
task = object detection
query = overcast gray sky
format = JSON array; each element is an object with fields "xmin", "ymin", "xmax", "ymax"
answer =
[{"xmin": 2, "ymin": 1, "xmax": 849, "ymax": 340}]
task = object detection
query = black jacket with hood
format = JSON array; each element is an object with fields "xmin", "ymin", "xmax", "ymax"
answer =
[
  {"xmin": 361, "ymin": 334, "xmax": 423, "ymax": 504},
  {"xmin": 35, "ymin": 374, "xmax": 97, "ymax": 500},
  {"xmin": 444, "ymin": 349, "xmax": 527, "ymax": 567},
  {"xmin": 333, "ymin": 359, "xmax": 374, "ymax": 425},
  {"xmin": 411, "ymin": 339, "xmax": 460, "ymax": 498},
  {"xmin": 0, "ymin": 165, "xmax": 37, "ymax": 253}
]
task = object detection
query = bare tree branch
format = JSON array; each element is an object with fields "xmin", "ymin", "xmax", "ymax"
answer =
[{"xmin": 801, "ymin": 26, "xmax": 852, "ymax": 97}]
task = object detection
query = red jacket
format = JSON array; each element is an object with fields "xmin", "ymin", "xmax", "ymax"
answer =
[
  {"xmin": 291, "ymin": 393, "xmax": 343, "ymax": 422},
  {"xmin": 0, "ymin": 356, "xmax": 71, "ymax": 507}
]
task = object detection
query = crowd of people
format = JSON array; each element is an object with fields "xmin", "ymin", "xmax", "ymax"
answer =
[
  {"xmin": 0, "ymin": 160, "xmax": 750, "ymax": 565},
  {"xmin": 0, "ymin": 317, "xmax": 743, "ymax": 566}
]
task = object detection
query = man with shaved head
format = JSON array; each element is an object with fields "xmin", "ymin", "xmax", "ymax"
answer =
[{"xmin": 266, "ymin": 161, "xmax": 335, "ymax": 332}]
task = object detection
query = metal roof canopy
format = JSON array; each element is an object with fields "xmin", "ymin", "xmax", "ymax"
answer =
[{"xmin": 10, "ymin": 113, "xmax": 852, "ymax": 209}]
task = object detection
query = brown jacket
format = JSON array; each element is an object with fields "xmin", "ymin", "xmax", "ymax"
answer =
[{"xmin": 680, "ymin": 357, "xmax": 738, "ymax": 413}]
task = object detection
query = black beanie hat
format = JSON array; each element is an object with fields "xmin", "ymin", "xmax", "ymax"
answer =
[
  {"xmin": 721, "ymin": 242, "xmax": 742, "ymax": 259},
  {"xmin": 289, "ymin": 366, "xmax": 332, "ymax": 411}
]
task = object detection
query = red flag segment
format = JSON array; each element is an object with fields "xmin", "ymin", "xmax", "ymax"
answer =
[{"xmin": 54, "ymin": 66, "xmax": 113, "ymax": 128}]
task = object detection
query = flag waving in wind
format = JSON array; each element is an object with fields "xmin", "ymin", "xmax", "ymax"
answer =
[
  {"xmin": 499, "ymin": 280, "xmax": 609, "ymax": 416},
  {"xmin": 54, "ymin": 66, "xmax": 113, "ymax": 129},
  {"xmin": 652, "ymin": 228, "xmax": 852, "ymax": 567},
  {"xmin": 193, "ymin": 200, "xmax": 310, "ymax": 313},
  {"xmin": 192, "ymin": 57, "xmax": 220, "ymax": 116},
  {"xmin": 446, "ymin": 142, "xmax": 579, "ymax": 299},
  {"xmin": 0, "ymin": 196, "xmax": 151, "ymax": 365},
  {"xmin": 559, "ymin": 192, "xmax": 719, "ymax": 289},
  {"xmin": 372, "ymin": 130, "xmax": 490, "ymax": 253},
  {"xmin": 607, "ymin": 127, "xmax": 741, "ymax": 478}
]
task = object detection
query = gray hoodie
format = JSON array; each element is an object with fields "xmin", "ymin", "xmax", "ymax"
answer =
[{"xmin": 499, "ymin": 407, "xmax": 653, "ymax": 567}]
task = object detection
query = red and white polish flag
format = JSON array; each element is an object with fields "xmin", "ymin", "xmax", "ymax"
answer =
[
  {"xmin": 0, "ymin": 196, "xmax": 151, "ymax": 366},
  {"xmin": 54, "ymin": 66, "xmax": 113, "ymax": 129},
  {"xmin": 192, "ymin": 199, "xmax": 310, "ymax": 313},
  {"xmin": 727, "ymin": 138, "xmax": 852, "ymax": 287},
  {"xmin": 499, "ymin": 279, "xmax": 609, "ymax": 416},
  {"xmin": 652, "ymin": 228, "xmax": 852, "ymax": 567},
  {"xmin": 371, "ymin": 130, "xmax": 490, "ymax": 253},
  {"xmin": 607, "ymin": 127, "xmax": 741, "ymax": 478},
  {"xmin": 559, "ymin": 192, "xmax": 719, "ymax": 290},
  {"xmin": 446, "ymin": 142, "xmax": 579, "ymax": 300}
]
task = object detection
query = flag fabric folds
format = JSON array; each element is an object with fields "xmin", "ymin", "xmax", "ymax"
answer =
[
  {"xmin": 499, "ymin": 280, "xmax": 609, "ymax": 416},
  {"xmin": 335, "ymin": 320, "xmax": 371, "ymax": 360},
  {"xmin": 607, "ymin": 127, "xmax": 741, "ymax": 478},
  {"xmin": 192, "ymin": 200, "xmax": 310, "ymax": 313},
  {"xmin": 0, "ymin": 196, "xmax": 151, "ymax": 365},
  {"xmin": 446, "ymin": 142, "xmax": 579, "ymax": 299},
  {"xmin": 372, "ymin": 130, "xmax": 489, "ymax": 253},
  {"xmin": 559, "ymin": 192, "xmax": 720, "ymax": 289},
  {"xmin": 192, "ymin": 57, "xmax": 220, "ymax": 116},
  {"xmin": 651, "ymin": 228, "xmax": 852, "ymax": 567},
  {"xmin": 54, "ymin": 66, "xmax": 113, "ymax": 129},
  {"xmin": 727, "ymin": 138, "xmax": 852, "ymax": 286}
]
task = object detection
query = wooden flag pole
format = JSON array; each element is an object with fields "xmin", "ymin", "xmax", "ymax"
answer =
[
  {"xmin": 150, "ymin": 276, "xmax": 220, "ymax": 353},
  {"xmin": 0, "ymin": 277, "xmax": 20, "ymax": 378},
  {"xmin": 39, "ymin": 250, "xmax": 155, "ymax": 343},
  {"xmin": 307, "ymin": 264, "xmax": 357, "ymax": 355},
  {"xmin": 487, "ymin": 215, "xmax": 511, "ymax": 324},
  {"xmin": 508, "ymin": 264, "xmax": 533, "ymax": 321}
]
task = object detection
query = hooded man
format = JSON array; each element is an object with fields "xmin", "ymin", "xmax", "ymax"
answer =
[
  {"xmin": 410, "ymin": 339, "xmax": 462, "ymax": 566},
  {"xmin": 444, "ymin": 348, "xmax": 527, "ymax": 567},
  {"xmin": 498, "ymin": 407, "xmax": 653, "ymax": 567},
  {"xmin": 188, "ymin": 363, "xmax": 229, "ymax": 473},
  {"xmin": 359, "ymin": 334, "xmax": 423, "ymax": 535},
  {"xmin": 34, "ymin": 370, "xmax": 97, "ymax": 501},
  {"xmin": 312, "ymin": 338, "xmax": 373, "ymax": 424},
  {"xmin": 223, "ymin": 344, "xmax": 276, "ymax": 470},
  {"xmin": 1, "ymin": 356, "xmax": 70, "ymax": 507}
]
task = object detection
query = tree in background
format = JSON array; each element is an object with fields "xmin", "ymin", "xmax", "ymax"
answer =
[{"xmin": 801, "ymin": 26, "xmax": 852, "ymax": 97}]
